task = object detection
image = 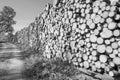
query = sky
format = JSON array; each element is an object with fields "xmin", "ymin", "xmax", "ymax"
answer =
[{"xmin": 0, "ymin": 0, "xmax": 53, "ymax": 33}]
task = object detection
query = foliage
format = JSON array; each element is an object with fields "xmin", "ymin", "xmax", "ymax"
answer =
[
  {"xmin": 0, "ymin": 6, "xmax": 16, "ymax": 33},
  {"xmin": 0, "ymin": 69, "xmax": 9, "ymax": 76},
  {"xmin": 0, "ymin": 6, "xmax": 16, "ymax": 43},
  {"xmin": 5, "ymin": 33, "xmax": 16, "ymax": 43},
  {"xmin": 22, "ymin": 58, "xmax": 81, "ymax": 80},
  {"xmin": 20, "ymin": 47, "xmax": 41, "ymax": 59},
  {"xmin": 24, "ymin": 54, "xmax": 44, "ymax": 69}
]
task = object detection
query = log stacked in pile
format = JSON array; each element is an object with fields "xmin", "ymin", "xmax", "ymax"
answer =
[
  {"xmin": 28, "ymin": 22, "xmax": 38, "ymax": 47},
  {"xmin": 42, "ymin": 0, "xmax": 120, "ymax": 77},
  {"xmin": 16, "ymin": 0, "xmax": 120, "ymax": 77}
]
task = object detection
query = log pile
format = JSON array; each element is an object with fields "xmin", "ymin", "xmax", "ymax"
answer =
[
  {"xmin": 16, "ymin": 0, "xmax": 120, "ymax": 77},
  {"xmin": 28, "ymin": 22, "xmax": 38, "ymax": 47},
  {"xmin": 42, "ymin": 0, "xmax": 120, "ymax": 77}
]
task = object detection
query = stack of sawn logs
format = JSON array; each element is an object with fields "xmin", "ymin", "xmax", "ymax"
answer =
[{"xmin": 16, "ymin": 0, "xmax": 120, "ymax": 77}]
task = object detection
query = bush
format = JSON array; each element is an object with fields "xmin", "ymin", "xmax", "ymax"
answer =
[
  {"xmin": 23, "ymin": 57, "xmax": 49, "ymax": 80},
  {"xmin": 0, "ymin": 69, "xmax": 9, "ymax": 76},
  {"xmin": 22, "ymin": 57, "xmax": 80, "ymax": 80}
]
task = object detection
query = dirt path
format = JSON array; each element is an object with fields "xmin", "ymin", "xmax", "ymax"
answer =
[{"xmin": 0, "ymin": 42, "xmax": 27, "ymax": 80}]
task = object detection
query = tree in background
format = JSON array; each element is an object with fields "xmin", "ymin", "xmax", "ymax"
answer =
[{"xmin": 0, "ymin": 6, "xmax": 16, "ymax": 42}]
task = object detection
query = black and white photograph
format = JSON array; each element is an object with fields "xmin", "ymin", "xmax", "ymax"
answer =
[{"xmin": 0, "ymin": 0, "xmax": 120, "ymax": 80}]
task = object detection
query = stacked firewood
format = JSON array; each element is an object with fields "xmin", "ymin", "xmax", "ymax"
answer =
[
  {"xmin": 28, "ymin": 22, "xmax": 38, "ymax": 47},
  {"xmin": 42, "ymin": 0, "xmax": 120, "ymax": 77},
  {"xmin": 16, "ymin": 0, "xmax": 120, "ymax": 77}
]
